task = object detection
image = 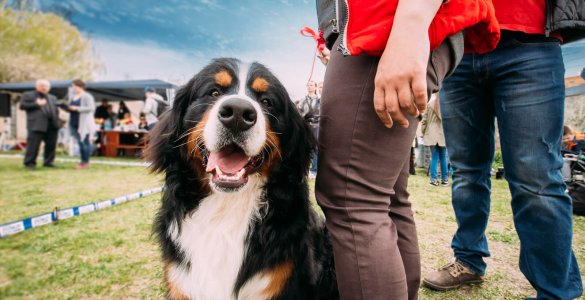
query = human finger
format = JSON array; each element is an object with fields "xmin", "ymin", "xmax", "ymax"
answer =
[
  {"xmin": 373, "ymin": 85, "xmax": 392, "ymax": 128},
  {"xmin": 411, "ymin": 75, "xmax": 428, "ymax": 113},
  {"xmin": 397, "ymin": 85, "xmax": 419, "ymax": 117},
  {"xmin": 385, "ymin": 89, "xmax": 409, "ymax": 128}
]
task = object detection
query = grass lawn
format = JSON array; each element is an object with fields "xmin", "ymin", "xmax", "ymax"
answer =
[{"xmin": 0, "ymin": 157, "xmax": 583, "ymax": 299}]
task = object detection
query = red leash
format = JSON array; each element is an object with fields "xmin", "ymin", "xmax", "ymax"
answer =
[{"xmin": 300, "ymin": 26, "xmax": 326, "ymax": 84}]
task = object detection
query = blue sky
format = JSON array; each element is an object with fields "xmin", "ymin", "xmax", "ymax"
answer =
[
  {"xmin": 36, "ymin": 0, "xmax": 326, "ymax": 99},
  {"xmin": 31, "ymin": 0, "xmax": 585, "ymax": 98}
]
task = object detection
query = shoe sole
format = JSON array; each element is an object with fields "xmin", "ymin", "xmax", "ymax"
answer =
[{"xmin": 422, "ymin": 279, "xmax": 484, "ymax": 291}]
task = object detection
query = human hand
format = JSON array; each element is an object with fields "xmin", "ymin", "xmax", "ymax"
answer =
[
  {"xmin": 36, "ymin": 98, "xmax": 47, "ymax": 106},
  {"xmin": 562, "ymin": 136, "xmax": 573, "ymax": 144},
  {"xmin": 317, "ymin": 48, "xmax": 331, "ymax": 66},
  {"xmin": 373, "ymin": 0, "xmax": 442, "ymax": 128},
  {"xmin": 68, "ymin": 106, "xmax": 78, "ymax": 111},
  {"xmin": 374, "ymin": 35, "xmax": 429, "ymax": 128}
]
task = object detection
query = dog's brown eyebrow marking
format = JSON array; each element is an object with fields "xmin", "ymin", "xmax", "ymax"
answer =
[
  {"xmin": 252, "ymin": 77, "xmax": 270, "ymax": 93},
  {"xmin": 214, "ymin": 70, "xmax": 233, "ymax": 87}
]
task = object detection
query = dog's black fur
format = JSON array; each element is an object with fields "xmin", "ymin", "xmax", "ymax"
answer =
[{"xmin": 146, "ymin": 58, "xmax": 338, "ymax": 299}]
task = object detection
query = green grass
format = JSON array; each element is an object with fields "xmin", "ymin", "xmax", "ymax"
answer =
[
  {"xmin": 0, "ymin": 158, "xmax": 165, "ymax": 299},
  {"xmin": 0, "ymin": 157, "xmax": 160, "ymax": 223},
  {"xmin": 0, "ymin": 159, "xmax": 584, "ymax": 299}
]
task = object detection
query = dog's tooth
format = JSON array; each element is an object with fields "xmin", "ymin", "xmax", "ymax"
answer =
[
  {"xmin": 237, "ymin": 168, "xmax": 245, "ymax": 178},
  {"xmin": 216, "ymin": 167, "xmax": 223, "ymax": 175}
]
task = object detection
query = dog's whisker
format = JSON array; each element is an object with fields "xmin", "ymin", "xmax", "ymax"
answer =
[
  {"xmin": 189, "ymin": 103, "xmax": 214, "ymax": 109},
  {"xmin": 189, "ymin": 138, "xmax": 207, "ymax": 158},
  {"xmin": 191, "ymin": 142, "xmax": 206, "ymax": 157},
  {"xmin": 263, "ymin": 110, "xmax": 279, "ymax": 122},
  {"xmin": 173, "ymin": 132, "xmax": 191, "ymax": 143},
  {"xmin": 264, "ymin": 139, "xmax": 283, "ymax": 161},
  {"xmin": 173, "ymin": 128, "xmax": 197, "ymax": 143},
  {"xmin": 173, "ymin": 127, "xmax": 207, "ymax": 145},
  {"xmin": 174, "ymin": 136, "xmax": 200, "ymax": 149}
]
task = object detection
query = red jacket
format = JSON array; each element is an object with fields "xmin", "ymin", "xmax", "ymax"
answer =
[{"xmin": 340, "ymin": 0, "xmax": 501, "ymax": 56}]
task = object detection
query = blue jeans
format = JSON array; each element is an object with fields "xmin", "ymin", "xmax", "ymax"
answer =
[
  {"xmin": 430, "ymin": 145, "xmax": 448, "ymax": 181},
  {"xmin": 311, "ymin": 152, "xmax": 318, "ymax": 173},
  {"xmin": 440, "ymin": 34, "xmax": 582, "ymax": 299},
  {"xmin": 70, "ymin": 128, "xmax": 91, "ymax": 163}
]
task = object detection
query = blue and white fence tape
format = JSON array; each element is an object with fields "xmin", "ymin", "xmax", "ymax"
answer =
[
  {"xmin": 0, "ymin": 187, "xmax": 164, "ymax": 238},
  {"xmin": 0, "ymin": 154, "xmax": 149, "ymax": 167}
]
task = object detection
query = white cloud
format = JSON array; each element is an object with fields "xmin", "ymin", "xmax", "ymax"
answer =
[
  {"xmin": 91, "ymin": 38, "xmax": 206, "ymax": 84},
  {"xmin": 90, "ymin": 36, "xmax": 327, "ymax": 100},
  {"xmin": 199, "ymin": 0, "xmax": 224, "ymax": 10}
]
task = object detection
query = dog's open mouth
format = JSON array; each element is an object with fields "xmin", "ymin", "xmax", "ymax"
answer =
[{"xmin": 205, "ymin": 144, "xmax": 263, "ymax": 190}]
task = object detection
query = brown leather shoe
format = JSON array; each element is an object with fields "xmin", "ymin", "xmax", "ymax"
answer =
[{"xmin": 423, "ymin": 260, "xmax": 484, "ymax": 291}]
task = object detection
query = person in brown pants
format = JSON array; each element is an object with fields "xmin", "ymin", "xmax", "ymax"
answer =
[{"xmin": 315, "ymin": 1, "xmax": 465, "ymax": 298}]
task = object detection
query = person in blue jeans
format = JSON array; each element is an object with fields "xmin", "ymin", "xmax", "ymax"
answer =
[
  {"xmin": 67, "ymin": 79, "xmax": 96, "ymax": 170},
  {"xmin": 421, "ymin": 95, "xmax": 448, "ymax": 186},
  {"xmin": 423, "ymin": 26, "xmax": 584, "ymax": 300},
  {"xmin": 429, "ymin": 146, "xmax": 447, "ymax": 185}
]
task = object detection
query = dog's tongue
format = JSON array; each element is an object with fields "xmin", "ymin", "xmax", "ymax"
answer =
[{"xmin": 206, "ymin": 145, "xmax": 249, "ymax": 174}]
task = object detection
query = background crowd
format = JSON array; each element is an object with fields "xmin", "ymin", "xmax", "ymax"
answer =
[{"xmin": 19, "ymin": 80, "xmax": 168, "ymax": 170}]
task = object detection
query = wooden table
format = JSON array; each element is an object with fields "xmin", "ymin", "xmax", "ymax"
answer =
[{"xmin": 99, "ymin": 130, "xmax": 147, "ymax": 158}]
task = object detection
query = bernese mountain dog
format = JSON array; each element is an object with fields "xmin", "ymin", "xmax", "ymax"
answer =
[{"xmin": 146, "ymin": 58, "xmax": 338, "ymax": 300}]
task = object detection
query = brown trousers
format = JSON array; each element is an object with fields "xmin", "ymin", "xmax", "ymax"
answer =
[{"xmin": 316, "ymin": 35, "xmax": 462, "ymax": 300}]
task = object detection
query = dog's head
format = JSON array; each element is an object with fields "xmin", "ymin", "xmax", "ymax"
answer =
[{"xmin": 146, "ymin": 58, "xmax": 313, "ymax": 194}]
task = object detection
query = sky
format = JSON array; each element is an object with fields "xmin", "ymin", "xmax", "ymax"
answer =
[
  {"xmin": 37, "ymin": 0, "xmax": 327, "ymax": 100},
  {"xmin": 32, "ymin": 0, "xmax": 585, "ymax": 99}
]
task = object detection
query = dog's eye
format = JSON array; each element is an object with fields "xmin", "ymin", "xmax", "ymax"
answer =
[
  {"xmin": 261, "ymin": 98, "xmax": 273, "ymax": 108},
  {"xmin": 209, "ymin": 89, "xmax": 221, "ymax": 98}
]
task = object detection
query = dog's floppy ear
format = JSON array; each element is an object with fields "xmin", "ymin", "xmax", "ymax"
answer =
[
  {"xmin": 144, "ymin": 84, "xmax": 192, "ymax": 173},
  {"xmin": 279, "ymin": 97, "xmax": 315, "ymax": 181},
  {"xmin": 144, "ymin": 110, "xmax": 176, "ymax": 173}
]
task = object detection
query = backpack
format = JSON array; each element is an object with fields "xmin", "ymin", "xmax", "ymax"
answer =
[
  {"xmin": 569, "ymin": 182, "xmax": 585, "ymax": 216},
  {"xmin": 567, "ymin": 156, "xmax": 585, "ymax": 216}
]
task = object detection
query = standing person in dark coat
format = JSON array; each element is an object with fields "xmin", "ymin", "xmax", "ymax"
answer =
[
  {"xmin": 116, "ymin": 101, "xmax": 130, "ymax": 120},
  {"xmin": 19, "ymin": 79, "xmax": 60, "ymax": 169},
  {"xmin": 94, "ymin": 99, "xmax": 110, "ymax": 120},
  {"xmin": 298, "ymin": 81, "xmax": 321, "ymax": 178}
]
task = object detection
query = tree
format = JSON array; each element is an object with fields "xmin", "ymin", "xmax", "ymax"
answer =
[{"xmin": 0, "ymin": 8, "xmax": 99, "ymax": 83}]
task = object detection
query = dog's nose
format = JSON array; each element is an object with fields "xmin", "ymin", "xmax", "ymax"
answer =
[{"xmin": 218, "ymin": 98, "xmax": 257, "ymax": 132}]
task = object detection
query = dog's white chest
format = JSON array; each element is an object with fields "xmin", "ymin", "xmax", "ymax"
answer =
[{"xmin": 168, "ymin": 177, "xmax": 268, "ymax": 300}]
